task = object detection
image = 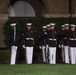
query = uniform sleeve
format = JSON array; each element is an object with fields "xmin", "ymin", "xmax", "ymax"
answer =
[
  {"xmin": 56, "ymin": 31, "xmax": 61, "ymax": 45},
  {"xmin": 22, "ymin": 31, "xmax": 25, "ymax": 45},
  {"xmin": 38, "ymin": 32, "xmax": 42, "ymax": 46}
]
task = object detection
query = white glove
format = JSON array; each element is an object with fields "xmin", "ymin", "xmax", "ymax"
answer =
[
  {"xmin": 15, "ymin": 46, "xmax": 18, "ymax": 50},
  {"xmin": 12, "ymin": 46, "xmax": 16, "ymax": 49},
  {"xmin": 43, "ymin": 46, "xmax": 45, "ymax": 48},
  {"xmin": 58, "ymin": 45, "xmax": 61, "ymax": 48},
  {"xmin": 39, "ymin": 46, "xmax": 42, "ymax": 49},
  {"xmin": 46, "ymin": 45, "xmax": 49, "ymax": 48},
  {"xmin": 22, "ymin": 45, "xmax": 26, "ymax": 49},
  {"xmin": 61, "ymin": 45, "xmax": 64, "ymax": 48},
  {"xmin": 12, "ymin": 46, "xmax": 17, "ymax": 50}
]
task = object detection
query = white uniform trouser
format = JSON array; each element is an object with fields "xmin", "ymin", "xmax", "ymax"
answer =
[
  {"xmin": 49, "ymin": 47, "xmax": 56, "ymax": 64},
  {"xmin": 10, "ymin": 46, "xmax": 17, "ymax": 65},
  {"xmin": 70, "ymin": 47, "xmax": 76, "ymax": 64},
  {"xmin": 42, "ymin": 46, "xmax": 46, "ymax": 62},
  {"xmin": 26, "ymin": 47, "xmax": 33, "ymax": 64},
  {"xmin": 64, "ymin": 46, "xmax": 69, "ymax": 64},
  {"xmin": 46, "ymin": 46, "xmax": 49, "ymax": 63},
  {"xmin": 62, "ymin": 47, "xmax": 65, "ymax": 62}
]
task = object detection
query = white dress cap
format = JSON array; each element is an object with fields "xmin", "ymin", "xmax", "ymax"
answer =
[
  {"xmin": 47, "ymin": 24, "xmax": 50, "ymax": 27},
  {"xmin": 65, "ymin": 24, "xmax": 69, "ymax": 26},
  {"xmin": 50, "ymin": 23, "xmax": 56, "ymax": 26},
  {"xmin": 71, "ymin": 24, "xmax": 76, "ymax": 27},
  {"xmin": 26, "ymin": 23, "xmax": 32, "ymax": 26},
  {"xmin": 62, "ymin": 25, "xmax": 65, "ymax": 28},
  {"xmin": 42, "ymin": 26, "xmax": 47, "ymax": 29},
  {"xmin": 10, "ymin": 23, "xmax": 16, "ymax": 26}
]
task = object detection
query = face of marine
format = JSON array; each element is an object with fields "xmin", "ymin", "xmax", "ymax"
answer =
[
  {"xmin": 51, "ymin": 26, "xmax": 55, "ymax": 30},
  {"xmin": 65, "ymin": 26, "xmax": 69, "ymax": 30},
  {"xmin": 11, "ymin": 26, "xmax": 16, "ymax": 29},
  {"xmin": 71, "ymin": 27, "xmax": 75, "ymax": 31},
  {"xmin": 62, "ymin": 27, "xmax": 65, "ymax": 31},
  {"xmin": 43, "ymin": 28, "xmax": 47, "ymax": 32},
  {"xmin": 27, "ymin": 26, "xmax": 32, "ymax": 30},
  {"xmin": 47, "ymin": 27, "xmax": 51, "ymax": 31}
]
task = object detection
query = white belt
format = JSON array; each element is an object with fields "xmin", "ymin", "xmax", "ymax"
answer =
[
  {"xmin": 49, "ymin": 38, "xmax": 56, "ymax": 41},
  {"xmin": 26, "ymin": 38, "xmax": 34, "ymax": 40},
  {"xmin": 69, "ymin": 38, "xmax": 76, "ymax": 40}
]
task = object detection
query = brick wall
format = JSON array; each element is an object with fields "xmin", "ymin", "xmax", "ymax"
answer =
[
  {"xmin": 0, "ymin": 0, "xmax": 76, "ymax": 15},
  {"xmin": 45, "ymin": 0, "xmax": 69, "ymax": 14}
]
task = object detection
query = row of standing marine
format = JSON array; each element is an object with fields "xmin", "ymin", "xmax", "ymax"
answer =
[
  {"xmin": 39, "ymin": 23, "xmax": 76, "ymax": 64},
  {"xmin": 9, "ymin": 22, "xmax": 76, "ymax": 65}
]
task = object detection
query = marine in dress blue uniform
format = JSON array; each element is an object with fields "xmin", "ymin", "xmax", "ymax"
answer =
[
  {"xmin": 69, "ymin": 24, "xmax": 76, "ymax": 64},
  {"xmin": 39, "ymin": 26, "xmax": 48, "ymax": 63},
  {"xmin": 58, "ymin": 25, "xmax": 65, "ymax": 62},
  {"xmin": 10, "ymin": 23, "xmax": 18, "ymax": 65},
  {"xmin": 47, "ymin": 23, "xmax": 57, "ymax": 64},
  {"xmin": 22, "ymin": 23, "xmax": 34, "ymax": 64},
  {"xmin": 64, "ymin": 24, "xmax": 70, "ymax": 64}
]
